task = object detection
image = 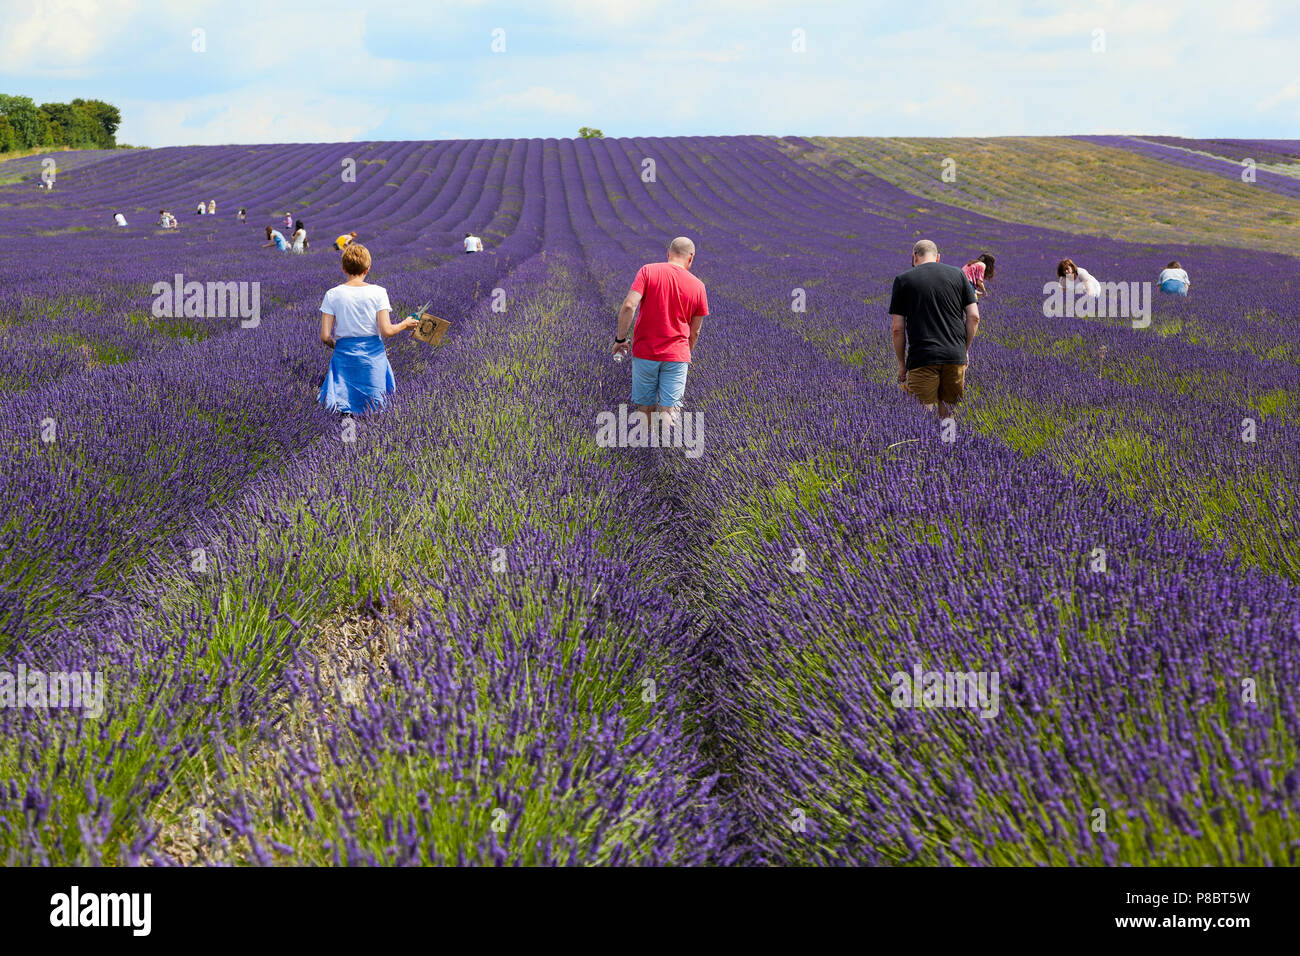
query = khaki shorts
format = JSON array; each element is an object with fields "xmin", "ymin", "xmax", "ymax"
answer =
[{"xmin": 906, "ymin": 364, "xmax": 967, "ymax": 406}]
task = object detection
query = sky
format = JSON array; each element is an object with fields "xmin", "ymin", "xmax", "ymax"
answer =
[{"xmin": 1, "ymin": 0, "xmax": 1297, "ymax": 146}]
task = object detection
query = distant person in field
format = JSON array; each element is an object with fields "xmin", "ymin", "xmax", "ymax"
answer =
[
  {"xmin": 1057, "ymin": 259, "xmax": 1101, "ymax": 299},
  {"xmin": 113, "ymin": 212, "xmax": 127, "ymax": 227},
  {"xmin": 335, "ymin": 231, "xmax": 357, "ymax": 251},
  {"xmin": 614, "ymin": 236, "xmax": 709, "ymax": 424},
  {"xmin": 318, "ymin": 243, "xmax": 419, "ymax": 417},
  {"xmin": 292, "ymin": 220, "xmax": 307, "ymax": 254},
  {"xmin": 158, "ymin": 210, "xmax": 177, "ymax": 228},
  {"xmin": 238, "ymin": 208, "xmax": 247, "ymax": 224},
  {"xmin": 208, "ymin": 200, "xmax": 216, "ymax": 215},
  {"xmin": 1158, "ymin": 260, "xmax": 1190, "ymax": 296},
  {"xmin": 889, "ymin": 239, "xmax": 980, "ymax": 418},
  {"xmin": 264, "ymin": 225, "xmax": 289, "ymax": 252},
  {"xmin": 196, "ymin": 202, "xmax": 206, "ymax": 215},
  {"xmin": 283, "ymin": 213, "xmax": 293, "ymax": 231},
  {"xmin": 463, "ymin": 232, "xmax": 483, "ymax": 253},
  {"xmin": 962, "ymin": 253, "xmax": 995, "ymax": 298}
]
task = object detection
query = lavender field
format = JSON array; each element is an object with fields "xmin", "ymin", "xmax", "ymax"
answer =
[{"xmin": 1, "ymin": 136, "xmax": 1298, "ymax": 866}]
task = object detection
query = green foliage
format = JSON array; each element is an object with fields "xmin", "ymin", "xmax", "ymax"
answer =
[
  {"xmin": 0, "ymin": 93, "xmax": 120, "ymax": 151},
  {"xmin": 578, "ymin": 127, "xmax": 604, "ymax": 139}
]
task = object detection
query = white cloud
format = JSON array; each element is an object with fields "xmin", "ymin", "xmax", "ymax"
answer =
[
  {"xmin": 0, "ymin": 0, "xmax": 142, "ymax": 72},
  {"xmin": 120, "ymin": 86, "xmax": 388, "ymax": 145},
  {"xmin": 482, "ymin": 86, "xmax": 586, "ymax": 115},
  {"xmin": 1256, "ymin": 79, "xmax": 1300, "ymax": 113}
]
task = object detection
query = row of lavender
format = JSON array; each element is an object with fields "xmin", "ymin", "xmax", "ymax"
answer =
[
  {"xmin": 1074, "ymin": 135, "xmax": 1300, "ymax": 201},
  {"xmin": 1136, "ymin": 137, "xmax": 1300, "ymax": 167}
]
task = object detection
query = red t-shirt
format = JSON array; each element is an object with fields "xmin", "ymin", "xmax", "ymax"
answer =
[{"xmin": 630, "ymin": 261, "xmax": 709, "ymax": 362}]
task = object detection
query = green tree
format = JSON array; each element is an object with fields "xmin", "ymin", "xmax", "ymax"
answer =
[
  {"xmin": 74, "ymin": 98, "xmax": 121, "ymax": 146},
  {"xmin": 0, "ymin": 116, "xmax": 16, "ymax": 152},
  {"xmin": 578, "ymin": 127, "xmax": 603, "ymax": 139},
  {"xmin": 0, "ymin": 95, "xmax": 42, "ymax": 149}
]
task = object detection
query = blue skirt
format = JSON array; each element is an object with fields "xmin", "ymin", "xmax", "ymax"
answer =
[{"xmin": 318, "ymin": 335, "xmax": 395, "ymax": 414}]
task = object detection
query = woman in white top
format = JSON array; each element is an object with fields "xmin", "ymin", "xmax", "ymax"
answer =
[
  {"xmin": 207, "ymin": 199, "xmax": 216, "ymax": 215},
  {"xmin": 317, "ymin": 243, "xmax": 420, "ymax": 415},
  {"xmin": 1056, "ymin": 259, "xmax": 1101, "ymax": 298},
  {"xmin": 292, "ymin": 220, "xmax": 307, "ymax": 254},
  {"xmin": 113, "ymin": 212, "xmax": 127, "ymax": 227},
  {"xmin": 1157, "ymin": 260, "xmax": 1190, "ymax": 296}
]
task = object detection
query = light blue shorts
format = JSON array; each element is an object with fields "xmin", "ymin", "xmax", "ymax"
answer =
[
  {"xmin": 1159, "ymin": 279, "xmax": 1188, "ymax": 296},
  {"xmin": 631, "ymin": 357, "xmax": 689, "ymax": 408}
]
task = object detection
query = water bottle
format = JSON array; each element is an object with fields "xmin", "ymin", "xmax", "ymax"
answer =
[{"xmin": 613, "ymin": 352, "xmax": 624, "ymax": 364}]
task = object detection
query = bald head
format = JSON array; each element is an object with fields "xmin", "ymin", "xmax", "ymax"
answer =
[
  {"xmin": 668, "ymin": 236, "xmax": 696, "ymax": 265},
  {"xmin": 912, "ymin": 239, "xmax": 939, "ymax": 263}
]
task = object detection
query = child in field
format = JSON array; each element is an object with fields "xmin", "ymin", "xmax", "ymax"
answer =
[
  {"xmin": 283, "ymin": 213, "xmax": 293, "ymax": 231},
  {"xmin": 962, "ymin": 253, "xmax": 995, "ymax": 297},
  {"xmin": 292, "ymin": 220, "xmax": 307, "ymax": 253},
  {"xmin": 1157, "ymin": 260, "xmax": 1190, "ymax": 296},
  {"xmin": 335, "ymin": 231, "xmax": 358, "ymax": 250},
  {"xmin": 1057, "ymin": 258, "xmax": 1101, "ymax": 298},
  {"xmin": 317, "ymin": 244, "xmax": 419, "ymax": 416},
  {"xmin": 264, "ymin": 225, "xmax": 289, "ymax": 251}
]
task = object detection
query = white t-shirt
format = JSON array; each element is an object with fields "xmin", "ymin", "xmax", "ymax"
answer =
[
  {"xmin": 1065, "ymin": 266, "xmax": 1101, "ymax": 297},
  {"xmin": 1158, "ymin": 268, "xmax": 1189, "ymax": 286},
  {"xmin": 464, "ymin": 235, "xmax": 480, "ymax": 252},
  {"xmin": 114, "ymin": 214, "xmax": 127, "ymax": 226},
  {"xmin": 320, "ymin": 282, "xmax": 392, "ymax": 339}
]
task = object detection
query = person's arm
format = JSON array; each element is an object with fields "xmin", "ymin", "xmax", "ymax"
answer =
[
  {"xmin": 890, "ymin": 314, "xmax": 907, "ymax": 382},
  {"xmin": 320, "ymin": 312, "xmax": 336, "ymax": 348},
  {"xmin": 687, "ymin": 313, "xmax": 705, "ymax": 350},
  {"xmin": 614, "ymin": 290, "xmax": 641, "ymax": 355},
  {"xmin": 377, "ymin": 309, "xmax": 418, "ymax": 338},
  {"xmin": 965, "ymin": 303, "xmax": 980, "ymax": 352}
]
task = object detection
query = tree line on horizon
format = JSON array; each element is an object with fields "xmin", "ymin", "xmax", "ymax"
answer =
[{"xmin": 0, "ymin": 94, "xmax": 122, "ymax": 153}]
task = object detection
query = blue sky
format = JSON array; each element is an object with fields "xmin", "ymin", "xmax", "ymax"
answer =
[{"xmin": 2, "ymin": 0, "xmax": 1297, "ymax": 146}]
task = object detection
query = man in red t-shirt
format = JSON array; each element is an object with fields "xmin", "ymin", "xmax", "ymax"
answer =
[{"xmin": 614, "ymin": 237, "xmax": 709, "ymax": 420}]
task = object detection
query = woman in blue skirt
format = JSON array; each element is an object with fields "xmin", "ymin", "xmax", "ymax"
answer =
[{"xmin": 318, "ymin": 243, "xmax": 418, "ymax": 415}]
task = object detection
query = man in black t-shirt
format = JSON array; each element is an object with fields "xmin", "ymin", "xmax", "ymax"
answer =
[{"xmin": 888, "ymin": 239, "xmax": 981, "ymax": 417}]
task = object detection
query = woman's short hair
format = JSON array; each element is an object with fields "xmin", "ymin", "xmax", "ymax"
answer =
[{"xmin": 342, "ymin": 243, "xmax": 371, "ymax": 276}]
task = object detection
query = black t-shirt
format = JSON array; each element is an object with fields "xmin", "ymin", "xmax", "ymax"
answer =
[{"xmin": 888, "ymin": 261, "xmax": 976, "ymax": 369}]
